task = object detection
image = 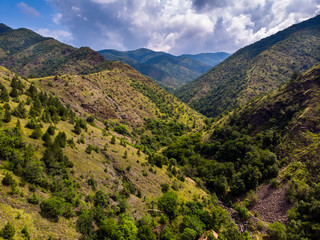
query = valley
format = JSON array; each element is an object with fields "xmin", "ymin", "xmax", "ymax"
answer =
[{"xmin": 0, "ymin": 13, "xmax": 319, "ymax": 240}]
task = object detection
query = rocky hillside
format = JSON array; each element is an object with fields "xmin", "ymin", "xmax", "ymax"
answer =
[{"xmin": 175, "ymin": 14, "xmax": 320, "ymax": 117}]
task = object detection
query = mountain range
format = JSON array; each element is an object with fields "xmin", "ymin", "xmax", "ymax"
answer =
[
  {"xmin": 175, "ymin": 14, "xmax": 320, "ymax": 117},
  {"xmin": 0, "ymin": 14, "xmax": 319, "ymax": 240},
  {"xmin": 99, "ymin": 48, "xmax": 229, "ymax": 91}
]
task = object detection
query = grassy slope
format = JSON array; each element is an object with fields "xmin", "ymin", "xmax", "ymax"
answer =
[
  {"xmin": 0, "ymin": 66, "xmax": 207, "ymax": 239},
  {"xmin": 0, "ymin": 26, "xmax": 112, "ymax": 78},
  {"xmin": 32, "ymin": 61, "xmax": 205, "ymax": 129},
  {"xmin": 176, "ymin": 14, "xmax": 320, "ymax": 118}
]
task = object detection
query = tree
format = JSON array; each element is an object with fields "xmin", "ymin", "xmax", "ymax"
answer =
[
  {"xmin": 2, "ymin": 172, "xmax": 17, "ymax": 186},
  {"xmin": 0, "ymin": 84, "xmax": 9, "ymax": 102},
  {"xmin": 0, "ymin": 222, "xmax": 15, "ymax": 239},
  {"xmin": 158, "ymin": 192, "xmax": 179, "ymax": 220},
  {"xmin": 40, "ymin": 197, "xmax": 64, "ymax": 218},
  {"xmin": 30, "ymin": 125, "xmax": 43, "ymax": 139},
  {"xmin": 137, "ymin": 225, "xmax": 156, "ymax": 240},
  {"xmin": 3, "ymin": 109, "xmax": 11, "ymax": 123},
  {"xmin": 9, "ymin": 86, "xmax": 18, "ymax": 98},
  {"xmin": 111, "ymin": 136, "xmax": 116, "ymax": 144},
  {"xmin": 266, "ymin": 222, "xmax": 287, "ymax": 240},
  {"xmin": 180, "ymin": 228, "xmax": 197, "ymax": 240},
  {"xmin": 73, "ymin": 120, "xmax": 81, "ymax": 135}
]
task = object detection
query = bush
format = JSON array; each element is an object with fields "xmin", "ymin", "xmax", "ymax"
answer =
[
  {"xmin": 161, "ymin": 183, "xmax": 170, "ymax": 193},
  {"xmin": 30, "ymin": 126, "xmax": 42, "ymax": 139},
  {"xmin": 40, "ymin": 197, "xmax": 64, "ymax": 218},
  {"xmin": 2, "ymin": 173, "xmax": 17, "ymax": 187},
  {"xmin": 180, "ymin": 228, "xmax": 197, "ymax": 240},
  {"xmin": 27, "ymin": 193, "xmax": 41, "ymax": 204},
  {"xmin": 158, "ymin": 192, "xmax": 178, "ymax": 220},
  {"xmin": 0, "ymin": 222, "xmax": 15, "ymax": 239},
  {"xmin": 265, "ymin": 222, "xmax": 287, "ymax": 240}
]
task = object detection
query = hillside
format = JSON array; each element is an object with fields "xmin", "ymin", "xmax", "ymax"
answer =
[
  {"xmin": 176, "ymin": 14, "xmax": 320, "ymax": 117},
  {"xmin": 180, "ymin": 52, "xmax": 230, "ymax": 66},
  {"xmin": 0, "ymin": 24, "xmax": 112, "ymax": 77},
  {"xmin": 167, "ymin": 64, "xmax": 320, "ymax": 239},
  {"xmin": 0, "ymin": 66, "xmax": 219, "ymax": 240},
  {"xmin": 99, "ymin": 48, "xmax": 215, "ymax": 91}
]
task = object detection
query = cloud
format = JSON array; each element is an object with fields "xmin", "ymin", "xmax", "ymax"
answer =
[
  {"xmin": 47, "ymin": 0, "xmax": 320, "ymax": 54},
  {"xmin": 17, "ymin": 2, "xmax": 40, "ymax": 17},
  {"xmin": 36, "ymin": 28, "xmax": 73, "ymax": 43},
  {"xmin": 52, "ymin": 13, "xmax": 62, "ymax": 24}
]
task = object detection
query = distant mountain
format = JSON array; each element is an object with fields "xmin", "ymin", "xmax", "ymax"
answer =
[
  {"xmin": 175, "ymin": 14, "xmax": 320, "ymax": 117},
  {"xmin": 180, "ymin": 52, "xmax": 230, "ymax": 66},
  {"xmin": 99, "ymin": 48, "xmax": 227, "ymax": 91},
  {"xmin": 0, "ymin": 24, "xmax": 112, "ymax": 77}
]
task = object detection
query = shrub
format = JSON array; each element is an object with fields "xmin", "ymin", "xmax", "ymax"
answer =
[
  {"xmin": 27, "ymin": 193, "xmax": 41, "ymax": 204},
  {"xmin": 40, "ymin": 197, "xmax": 64, "ymax": 218},
  {"xmin": 2, "ymin": 172, "xmax": 17, "ymax": 187},
  {"xmin": 30, "ymin": 126, "xmax": 42, "ymax": 139},
  {"xmin": 0, "ymin": 222, "xmax": 15, "ymax": 239},
  {"xmin": 266, "ymin": 222, "xmax": 287, "ymax": 240}
]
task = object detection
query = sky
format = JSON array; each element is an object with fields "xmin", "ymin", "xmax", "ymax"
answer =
[{"xmin": 0, "ymin": 0, "xmax": 320, "ymax": 55}]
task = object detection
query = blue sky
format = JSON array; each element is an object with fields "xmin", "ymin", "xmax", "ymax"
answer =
[{"xmin": 1, "ymin": 0, "xmax": 320, "ymax": 55}]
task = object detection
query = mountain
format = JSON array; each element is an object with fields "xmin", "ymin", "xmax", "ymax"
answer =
[
  {"xmin": 1, "ymin": 21, "xmax": 320, "ymax": 240},
  {"xmin": 0, "ymin": 24, "xmax": 112, "ymax": 77},
  {"xmin": 162, "ymin": 64, "xmax": 320, "ymax": 239},
  {"xmin": 0, "ymin": 65, "xmax": 209, "ymax": 239},
  {"xmin": 99, "ymin": 48, "xmax": 219, "ymax": 91},
  {"xmin": 175, "ymin": 14, "xmax": 320, "ymax": 117},
  {"xmin": 180, "ymin": 52, "xmax": 230, "ymax": 66},
  {"xmin": 214, "ymin": 64, "xmax": 320, "ymax": 238}
]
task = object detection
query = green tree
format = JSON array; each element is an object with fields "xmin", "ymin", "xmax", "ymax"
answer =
[
  {"xmin": 40, "ymin": 197, "xmax": 64, "ymax": 218},
  {"xmin": 0, "ymin": 222, "xmax": 15, "ymax": 239},
  {"xmin": 1, "ymin": 172, "xmax": 17, "ymax": 186},
  {"xmin": 111, "ymin": 136, "xmax": 116, "ymax": 145},
  {"xmin": 0, "ymin": 84, "xmax": 9, "ymax": 102},
  {"xmin": 265, "ymin": 222, "xmax": 287, "ymax": 240},
  {"xmin": 158, "ymin": 192, "xmax": 179, "ymax": 220},
  {"xmin": 30, "ymin": 125, "xmax": 42, "ymax": 139},
  {"xmin": 3, "ymin": 109, "xmax": 11, "ymax": 123},
  {"xmin": 9, "ymin": 86, "xmax": 18, "ymax": 98},
  {"xmin": 137, "ymin": 225, "xmax": 156, "ymax": 240},
  {"xmin": 180, "ymin": 228, "xmax": 197, "ymax": 240},
  {"xmin": 73, "ymin": 120, "xmax": 81, "ymax": 135}
]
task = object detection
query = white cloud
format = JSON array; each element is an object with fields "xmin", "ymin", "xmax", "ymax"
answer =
[
  {"xmin": 52, "ymin": 13, "xmax": 62, "ymax": 24},
  {"xmin": 47, "ymin": 0, "xmax": 320, "ymax": 54},
  {"xmin": 17, "ymin": 2, "xmax": 40, "ymax": 17},
  {"xmin": 90, "ymin": 0, "xmax": 117, "ymax": 5},
  {"xmin": 36, "ymin": 28, "xmax": 73, "ymax": 43}
]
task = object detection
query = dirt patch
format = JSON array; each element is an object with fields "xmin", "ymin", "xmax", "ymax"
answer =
[{"xmin": 251, "ymin": 183, "xmax": 292, "ymax": 223}]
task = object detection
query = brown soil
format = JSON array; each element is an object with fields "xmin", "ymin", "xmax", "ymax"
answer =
[{"xmin": 251, "ymin": 183, "xmax": 293, "ymax": 223}]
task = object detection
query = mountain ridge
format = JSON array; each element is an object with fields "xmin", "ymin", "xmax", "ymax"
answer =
[
  {"xmin": 99, "ymin": 48, "xmax": 229, "ymax": 91},
  {"xmin": 0, "ymin": 25, "xmax": 113, "ymax": 77},
  {"xmin": 175, "ymin": 14, "xmax": 320, "ymax": 117}
]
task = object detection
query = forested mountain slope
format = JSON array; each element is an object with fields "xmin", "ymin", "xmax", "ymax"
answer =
[
  {"xmin": 99, "ymin": 48, "xmax": 213, "ymax": 91},
  {"xmin": 0, "ymin": 66, "xmax": 215, "ymax": 240},
  {"xmin": 176, "ymin": 14, "xmax": 320, "ymax": 117},
  {"xmin": 168, "ymin": 64, "xmax": 320, "ymax": 239}
]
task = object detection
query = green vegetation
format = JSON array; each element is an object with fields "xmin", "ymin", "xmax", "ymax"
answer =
[
  {"xmin": 176, "ymin": 14, "xmax": 320, "ymax": 117},
  {"xmin": 99, "ymin": 48, "xmax": 217, "ymax": 91},
  {"xmin": 0, "ymin": 27, "xmax": 112, "ymax": 77},
  {"xmin": 0, "ymin": 17, "xmax": 320, "ymax": 240}
]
